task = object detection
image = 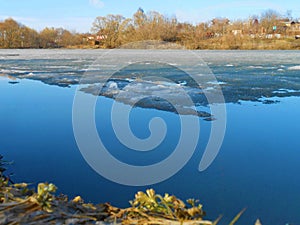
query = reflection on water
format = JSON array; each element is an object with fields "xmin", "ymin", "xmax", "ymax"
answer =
[
  {"xmin": 0, "ymin": 50, "xmax": 300, "ymax": 224},
  {"xmin": 81, "ymin": 62, "xmax": 213, "ymax": 119}
]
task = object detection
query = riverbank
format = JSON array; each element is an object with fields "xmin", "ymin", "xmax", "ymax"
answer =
[
  {"xmin": 0, "ymin": 180, "xmax": 215, "ymax": 224},
  {"xmin": 191, "ymin": 37, "xmax": 300, "ymax": 50},
  {"xmin": 30, "ymin": 38, "xmax": 300, "ymax": 50},
  {"xmin": 2, "ymin": 36, "xmax": 300, "ymax": 50},
  {"xmin": 0, "ymin": 155, "xmax": 246, "ymax": 225}
]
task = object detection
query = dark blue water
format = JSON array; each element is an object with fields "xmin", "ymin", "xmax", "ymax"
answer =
[{"xmin": 1, "ymin": 50, "xmax": 300, "ymax": 225}]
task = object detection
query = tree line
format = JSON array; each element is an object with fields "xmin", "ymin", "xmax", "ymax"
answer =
[
  {"xmin": 0, "ymin": 18, "xmax": 84, "ymax": 48},
  {"xmin": 1, "ymin": 8, "xmax": 300, "ymax": 49}
]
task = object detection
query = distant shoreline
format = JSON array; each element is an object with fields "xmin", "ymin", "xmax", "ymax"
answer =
[
  {"xmin": 2, "ymin": 9, "xmax": 300, "ymax": 50},
  {"xmin": 3, "ymin": 44, "xmax": 300, "ymax": 50},
  {"xmin": 1, "ymin": 38, "xmax": 300, "ymax": 51}
]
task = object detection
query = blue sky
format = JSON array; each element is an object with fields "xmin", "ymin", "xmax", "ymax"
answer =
[{"xmin": 0, "ymin": 0, "xmax": 299, "ymax": 33}]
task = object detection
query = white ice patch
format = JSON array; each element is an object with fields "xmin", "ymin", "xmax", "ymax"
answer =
[
  {"xmin": 45, "ymin": 65, "xmax": 72, "ymax": 69},
  {"xmin": 107, "ymin": 81, "xmax": 118, "ymax": 89},
  {"xmin": 288, "ymin": 65, "xmax": 300, "ymax": 70},
  {"xmin": 272, "ymin": 89, "xmax": 299, "ymax": 94},
  {"xmin": 207, "ymin": 81, "xmax": 226, "ymax": 85},
  {"xmin": 248, "ymin": 66, "xmax": 263, "ymax": 69},
  {"xmin": 204, "ymin": 87, "xmax": 215, "ymax": 91},
  {"xmin": 0, "ymin": 69, "xmax": 29, "ymax": 74}
]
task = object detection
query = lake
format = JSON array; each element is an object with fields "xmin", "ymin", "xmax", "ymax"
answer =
[{"xmin": 0, "ymin": 49, "xmax": 300, "ymax": 225}]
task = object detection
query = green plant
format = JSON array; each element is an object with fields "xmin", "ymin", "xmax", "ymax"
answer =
[
  {"xmin": 36, "ymin": 182, "xmax": 57, "ymax": 212},
  {"xmin": 129, "ymin": 189, "xmax": 205, "ymax": 221}
]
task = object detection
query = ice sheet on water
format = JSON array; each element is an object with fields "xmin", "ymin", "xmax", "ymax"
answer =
[{"xmin": 1, "ymin": 49, "xmax": 300, "ymax": 114}]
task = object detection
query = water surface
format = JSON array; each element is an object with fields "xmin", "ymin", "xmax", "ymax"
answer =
[{"xmin": 1, "ymin": 49, "xmax": 300, "ymax": 225}]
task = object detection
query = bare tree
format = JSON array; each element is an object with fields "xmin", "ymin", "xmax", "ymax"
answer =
[
  {"xmin": 39, "ymin": 27, "xmax": 59, "ymax": 48},
  {"xmin": 92, "ymin": 14, "xmax": 126, "ymax": 48},
  {"xmin": 0, "ymin": 18, "xmax": 22, "ymax": 48},
  {"xmin": 260, "ymin": 9, "xmax": 282, "ymax": 34}
]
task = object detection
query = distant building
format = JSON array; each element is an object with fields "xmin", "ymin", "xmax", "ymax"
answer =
[
  {"xmin": 281, "ymin": 20, "xmax": 300, "ymax": 28},
  {"xmin": 280, "ymin": 20, "xmax": 300, "ymax": 36},
  {"xmin": 96, "ymin": 35, "xmax": 107, "ymax": 40},
  {"xmin": 83, "ymin": 34, "xmax": 108, "ymax": 45},
  {"xmin": 290, "ymin": 21, "xmax": 300, "ymax": 31},
  {"xmin": 250, "ymin": 18, "xmax": 259, "ymax": 34}
]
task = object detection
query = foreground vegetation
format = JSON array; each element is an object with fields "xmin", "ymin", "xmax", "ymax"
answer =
[
  {"xmin": 0, "ymin": 155, "xmax": 254, "ymax": 225},
  {"xmin": 1, "ymin": 9, "xmax": 300, "ymax": 50},
  {"xmin": 0, "ymin": 182, "xmax": 213, "ymax": 224}
]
